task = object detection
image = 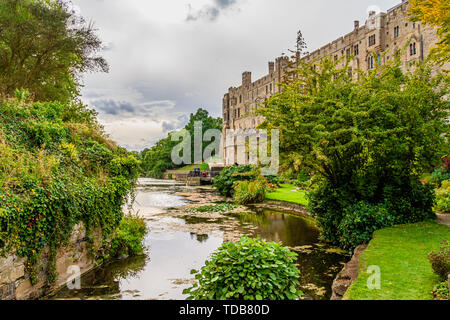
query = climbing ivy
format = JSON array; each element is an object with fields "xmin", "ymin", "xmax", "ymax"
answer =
[{"xmin": 0, "ymin": 93, "xmax": 140, "ymax": 285}]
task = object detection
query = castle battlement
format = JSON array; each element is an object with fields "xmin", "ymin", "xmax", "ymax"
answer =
[{"xmin": 221, "ymin": 0, "xmax": 446, "ymax": 165}]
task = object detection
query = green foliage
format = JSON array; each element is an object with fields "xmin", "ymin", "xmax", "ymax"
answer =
[
  {"xmin": 0, "ymin": 94, "xmax": 138, "ymax": 284},
  {"xmin": 338, "ymin": 202, "xmax": 394, "ymax": 250},
  {"xmin": 233, "ymin": 176, "xmax": 268, "ymax": 205},
  {"xmin": 186, "ymin": 203, "xmax": 240, "ymax": 213},
  {"xmin": 0, "ymin": 0, "xmax": 108, "ymax": 102},
  {"xmin": 213, "ymin": 165, "xmax": 256, "ymax": 197},
  {"xmin": 431, "ymin": 281, "xmax": 449, "ymax": 300},
  {"xmin": 431, "ymin": 168, "xmax": 450, "ymax": 187},
  {"xmin": 428, "ymin": 239, "xmax": 450, "ymax": 280},
  {"xmin": 110, "ymin": 215, "xmax": 147, "ymax": 258},
  {"xmin": 139, "ymin": 108, "xmax": 222, "ymax": 178},
  {"xmin": 258, "ymin": 53, "xmax": 449, "ymax": 249},
  {"xmin": 435, "ymin": 180, "xmax": 450, "ymax": 213},
  {"xmin": 183, "ymin": 236, "xmax": 302, "ymax": 300}
]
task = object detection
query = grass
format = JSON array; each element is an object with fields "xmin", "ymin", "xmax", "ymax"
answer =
[
  {"xmin": 176, "ymin": 163, "xmax": 209, "ymax": 171},
  {"xmin": 343, "ymin": 221, "xmax": 450, "ymax": 300},
  {"xmin": 265, "ymin": 184, "xmax": 309, "ymax": 206}
]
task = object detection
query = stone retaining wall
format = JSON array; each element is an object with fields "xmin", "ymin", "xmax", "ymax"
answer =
[
  {"xmin": 0, "ymin": 223, "xmax": 100, "ymax": 300},
  {"xmin": 253, "ymin": 200, "xmax": 310, "ymax": 218}
]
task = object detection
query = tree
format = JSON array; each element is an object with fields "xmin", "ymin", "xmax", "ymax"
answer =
[
  {"xmin": 0, "ymin": 0, "xmax": 108, "ymax": 102},
  {"xmin": 257, "ymin": 54, "xmax": 449, "ymax": 248},
  {"xmin": 409, "ymin": 0, "xmax": 450, "ymax": 64},
  {"xmin": 140, "ymin": 108, "xmax": 223, "ymax": 178},
  {"xmin": 184, "ymin": 108, "xmax": 223, "ymax": 164}
]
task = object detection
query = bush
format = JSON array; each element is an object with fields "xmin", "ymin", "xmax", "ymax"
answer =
[
  {"xmin": 213, "ymin": 165, "xmax": 256, "ymax": 197},
  {"xmin": 110, "ymin": 215, "xmax": 147, "ymax": 258},
  {"xmin": 338, "ymin": 202, "xmax": 395, "ymax": 250},
  {"xmin": 431, "ymin": 168, "xmax": 450, "ymax": 187},
  {"xmin": 435, "ymin": 180, "xmax": 450, "ymax": 213},
  {"xmin": 184, "ymin": 236, "xmax": 302, "ymax": 300},
  {"xmin": 428, "ymin": 239, "xmax": 450, "ymax": 280},
  {"xmin": 309, "ymin": 177, "xmax": 436, "ymax": 250},
  {"xmin": 0, "ymin": 96, "xmax": 139, "ymax": 284},
  {"xmin": 431, "ymin": 281, "xmax": 449, "ymax": 300},
  {"xmin": 233, "ymin": 176, "xmax": 268, "ymax": 205}
]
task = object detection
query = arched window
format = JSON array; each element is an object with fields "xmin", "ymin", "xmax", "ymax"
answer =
[{"xmin": 410, "ymin": 43, "xmax": 417, "ymax": 56}]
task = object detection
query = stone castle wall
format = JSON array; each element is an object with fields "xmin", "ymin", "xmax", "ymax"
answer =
[
  {"xmin": 0, "ymin": 223, "xmax": 101, "ymax": 300},
  {"xmin": 221, "ymin": 0, "xmax": 447, "ymax": 165}
]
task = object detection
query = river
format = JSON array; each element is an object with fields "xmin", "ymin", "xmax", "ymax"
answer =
[{"xmin": 48, "ymin": 178, "xmax": 349, "ymax": 300}]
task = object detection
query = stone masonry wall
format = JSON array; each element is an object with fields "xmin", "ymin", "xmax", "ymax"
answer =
[{"xmin": 0, "ymin": 223, "xmax": 101, "ymax": 300}]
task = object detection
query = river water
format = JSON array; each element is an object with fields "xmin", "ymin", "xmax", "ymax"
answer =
[{"xmin": 48, "ymin": 178, "xmax": 349, "ymax": 300}]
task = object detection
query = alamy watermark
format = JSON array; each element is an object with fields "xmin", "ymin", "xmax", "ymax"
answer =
[
  {"xmin": 170, "ymin": 121, "xmax": 279, "ymax": 175},
  {"xmin": 66, "ymin": 265, "xmax": 81, "ymax": 290},
  {"xmin": 366, "ymin": 265, "xmax": 381, "ymax": 290}
]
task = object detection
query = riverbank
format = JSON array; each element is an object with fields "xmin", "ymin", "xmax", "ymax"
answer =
[
  {"xmin": 343, "ymin": 221, "xmax": 450, "ymax": 300},
  {"xmin": 48, "ymin": 179, "xmax": 349, "ymax": 300}
]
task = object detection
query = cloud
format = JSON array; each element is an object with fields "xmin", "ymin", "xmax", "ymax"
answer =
[
  {"xmin": 186, "ymin": 0, "xmax": 238, "ymax": 22},
  {"xmin": 91, "ymin": 99, "xmax": 176, "ymax": 118}
]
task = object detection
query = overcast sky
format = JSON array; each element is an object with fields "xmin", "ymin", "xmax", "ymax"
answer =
[{"xmin": 71, "ymin": 0, "xmax": 400, "ymax": 151}]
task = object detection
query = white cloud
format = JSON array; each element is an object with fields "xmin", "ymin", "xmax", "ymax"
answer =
[{"xmin": 72, "ymin": 0, "xmax": 401, "ymax": 150}]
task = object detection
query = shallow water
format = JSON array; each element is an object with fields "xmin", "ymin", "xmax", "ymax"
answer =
[{"xmin": 49, "ymin": 178, "xmax": 348, "ymax": 300}]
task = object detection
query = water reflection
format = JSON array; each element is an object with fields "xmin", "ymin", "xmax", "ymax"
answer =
[
  {"xmin": 229, "ymin": 207, "xmax": 320, "ymax": 247},
  {"xmin": 48, "ymin": 178, "xmax": 348, "ymax": 301}
]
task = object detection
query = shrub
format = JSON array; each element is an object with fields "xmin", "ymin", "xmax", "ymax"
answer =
[
  {"xmin": 430, "ymin": 168, "xmax": 450, "ymax": 187},
  {"xmin": 431, "ymin": 281, "xmax": 449, "ymax": 300},
  {"xmin": 110, "ymin": 215, "xmax": 147, "ymax": 258},
  {"xmin": 233, "ymin": 176, "xmax": 268, "ymax": 205},
  {"xmin": 213, "ymin": 165, "xmax": 256, "ymax": 197},
  {"xmin": 435, "ymin": 180, "xmax": 450, "ymax": 213},
  {"xmin": 338, "ymin": 202, "xmax": 395, "ymax": 250},
  {"xmin": 0, "ymin": 96, "xmax": 139, "ymax": 284},
  {"xmin": 428, "ymin": 239, "xmax": 450, "ymax": 280},
  {"xmin": 309, "ymin": 177, "xmax": 436, "ymax": 249},
  {"xmin": 184, "ymin": 236, "xmax": 302, "ymax": 300}
]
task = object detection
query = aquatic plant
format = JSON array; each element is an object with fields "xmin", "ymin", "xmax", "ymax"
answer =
[{"xmin": 184, "ymin": 236, "xmax": 302, "ymax": 300}]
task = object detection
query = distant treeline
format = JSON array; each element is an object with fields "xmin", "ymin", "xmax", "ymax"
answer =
[{"xmin": 133, "ymin": 108, "xmax": 222, "ymax": 178}]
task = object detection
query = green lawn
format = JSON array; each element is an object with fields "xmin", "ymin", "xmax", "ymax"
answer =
[
  {"xmin": 344, "ymin": 221, "xmax": 450, "ymax": 300},
  {"xmin": 176, "ymin": 163, "xmax": 209, "ymax": 171},
  {"xmin": 265, "ymin": 184, "xmax": 309, "ymax": 206}
]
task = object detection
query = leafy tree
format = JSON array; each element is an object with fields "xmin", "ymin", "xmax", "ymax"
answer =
[
  {"xmin": 0, "ymin": 0, "xmax": 108, "ymax": 102},
  {"xmin": 257, "ymin": 54, "xmax": 449, "ymax": 248},
  {"xmin": 140, "ymin": 108, "xmax": 222, "ymax": 178},
  {"xmin": 184, "ymin": 108, "xmax": 223, "ymax": 163},
  {"xmin": 409, "ymin": 0, "xmax": 450, "ymax": 64}
]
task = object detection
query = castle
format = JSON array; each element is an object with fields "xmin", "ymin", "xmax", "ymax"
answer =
[{"xmin": 221, "ymin": 0, "xmax": 446, "ymax": 166}]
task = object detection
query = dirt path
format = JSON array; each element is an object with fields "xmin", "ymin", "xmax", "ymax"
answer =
[{"xmin": 436, "ymin": 213, "xmax": 450, "ymax": 227}]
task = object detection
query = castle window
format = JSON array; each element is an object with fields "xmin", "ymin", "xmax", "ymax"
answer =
[
  {"xmin": 368, "ymin": 34, "xmax": 376, "ymax": 46},
  {"xmin": 410, "ymin": 42, "xmax": 417, "ymax": 56},
  {"xmin": 239, "ymin": 95, "xmax": 242, "ymax": 103},
  {"xmin": 334, "ymin": 55, "xmax": 338, "ymax": 62},
  {"xmin": 354, "ymin": 44, "xmax": 359, "ymax": 56},
  {"xmin": 368, "ymin": 56, "xmax": 374, "ymax": 70},
  {"xmin": 238, "ymin": 108, "xmax": 241, "ymax": 118},
  {"xmin": 346, "ymin": 48, "xmax": 351, "ymax": 56},
  {"xmin": 394, "ymin": 26, "xmax": 399, "ymax": 38}
]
